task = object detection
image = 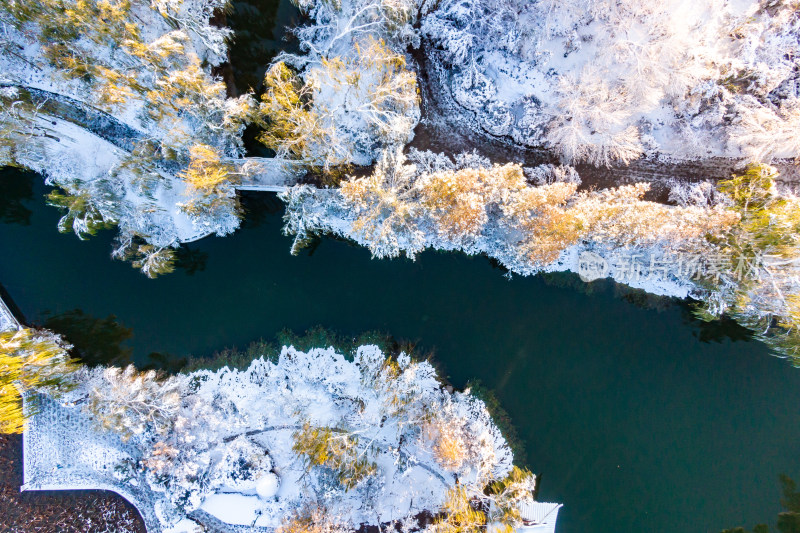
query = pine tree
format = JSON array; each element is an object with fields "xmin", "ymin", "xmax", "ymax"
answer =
[{"xmin": 47, "ymin": 187, "xmax": 114, "ymax": 239}]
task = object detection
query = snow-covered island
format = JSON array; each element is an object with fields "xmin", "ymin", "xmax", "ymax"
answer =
[{"xmin": 18, "ymin": 339, "xmax": 561, "ymax": 533}]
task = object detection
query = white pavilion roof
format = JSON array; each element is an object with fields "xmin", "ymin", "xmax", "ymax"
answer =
[{"xmin": 517, "ymin": 500, "xmax": 563, "ymax": 533}]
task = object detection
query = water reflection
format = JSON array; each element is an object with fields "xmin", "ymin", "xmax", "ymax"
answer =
[
  {"xmin": 174, "ymin": 247, "xmax": 209, "ymax": 276},
  {"xmin": 684, "ymin": 308, "xmax": 754, "ymax": 344},
  {"xmin": 541, "ymin": 271, "xmax": 755, "ymax": 344},
  {"xmin": 722, "ymin": 475, "xmax": 800, "ymax": 533},
  {"xmin": 0, "ymin": 168, "xmax": 34, "ymax": 225},
  {"xmin": 3, "ymin": 173, "xmax": 800, "ymax": 533},
  {"xmin": 142, "ymin": 351, "xmax": 186, "ymax": 373},
  {"xmin": 239, "ymin": 190, "xmax": 285, "ymax": 228},
  {"xmin": 42, "ymin": 309, "xmax": 133, "ymax": 367},
  {"xmin": 228, "ymin": 0, "xmax": 300, "ymax": 95}
]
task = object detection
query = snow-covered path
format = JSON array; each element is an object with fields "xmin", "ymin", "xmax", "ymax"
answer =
[
  {"xmin": 22, "ymin": 395, "xmax": 163, "ymax": 532},
  {"xmin": 2, "ymin": 84, "xmax": 168, "ymax": 167},
  {"xmin": 5, "ymin": 83, "xmax": 304, "ymax": 193}
]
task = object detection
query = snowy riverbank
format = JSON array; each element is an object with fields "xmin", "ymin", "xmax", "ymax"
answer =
[{"xmin": 23, "ymin": 344, "xmax": 557, "ymax": 532}]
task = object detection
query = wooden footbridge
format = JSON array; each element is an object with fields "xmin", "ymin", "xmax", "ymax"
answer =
[{"xmin": 230, "ymin": 157, "xmax": 304, "ymax": 192}]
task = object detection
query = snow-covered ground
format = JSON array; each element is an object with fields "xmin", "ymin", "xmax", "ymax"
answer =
[
  {"xmin": 24, "ymin": 345, "xmax": 551, "ymax": 532},
  {"xmin": 418, "ymin": 0, "xmax": 800, "ymax": 166}
]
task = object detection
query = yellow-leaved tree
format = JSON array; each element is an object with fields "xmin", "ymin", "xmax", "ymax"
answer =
[
  {"xmin": 433, "ymin": 486, "xmax": 487, "ymax": 533},
  {"xmin": 0, "ymin": 328, "xmax": 79, "ymax": 433},
  {"xmin": 258, "ymin": 37, "xmax": 418, "ymax": 173},
  {"xmin": 292, "ymin": 422, "xmax": 378, "ymax": 490},
  {"xmin": 697, "ymin": 164, "xmax": 800, "ymax": 362},
  {"xmin": 179, "ymin": 143, "xmax": 237, "ymax": 192}
]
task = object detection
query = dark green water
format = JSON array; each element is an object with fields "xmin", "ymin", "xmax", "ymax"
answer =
[{"xmin": 3, "ymin": 168, "xmax": 800, "ymax": 533}]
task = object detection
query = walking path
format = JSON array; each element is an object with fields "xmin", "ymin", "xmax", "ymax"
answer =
[{"xmin": 3, "ymin": 83, "xmax": 303, "ymax": 193}]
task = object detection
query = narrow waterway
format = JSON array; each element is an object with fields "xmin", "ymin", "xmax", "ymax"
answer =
[{"xmin": 2, "ymin": 168, "xmax": 800, "ymax": 533}]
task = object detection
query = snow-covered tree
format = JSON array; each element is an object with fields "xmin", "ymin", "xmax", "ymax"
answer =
[
  {"xmin": 0, "ymin": 0, "xmax": 255, "ymax": 275},
  {"xmin": 47, "ymin": 186, "xmax": 115, "ymax": 239},
  {"xmin": 419, "ymin": 0, "xmax": 800, "ymax": 164},
  {"xmin": 0, "ymin": 328, "xmax": 78, "ymax": 434},
  {"xmin": 259, "ymin": 36, "xmax": 419, "ymax": 170},
  {"xmin": 731, "ymin": 99, "xmax": 800, "ymax": 162},
  {"xmin": 282, "ymin": 148, "xmax": 739, "ymax": 268},
  {"xmin": 292, "ymin": 423, "xmax": 379, "ymax": 490},
  {"xmin": 697, "ymin": 164, "xmax": 800, "ymax": 363},
  {"xmin": 85, "ymin": 365, "xmax": 183, "ymax": 442},
  {"xmin": 544, "ymin": 72, "xmax": 643, "ymax": 166},
  {"xmin": 54, "ymin": 344, "xmax": 530, "ymax": 529}
]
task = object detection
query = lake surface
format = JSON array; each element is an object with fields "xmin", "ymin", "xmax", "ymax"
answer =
[{"xmin": 3, "ymin": 168, "xmax": 800, "ymax": 533}]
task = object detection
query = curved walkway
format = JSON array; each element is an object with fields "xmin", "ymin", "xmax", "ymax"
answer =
[
  {"xmin": 3, "ymin": 84, "xmax": 150, "ymax": 157},
  {"xmin": 3, "ymin": 83, "xmax": 302, "ymax": 191}
]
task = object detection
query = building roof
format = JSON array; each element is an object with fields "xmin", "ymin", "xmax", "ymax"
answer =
[{"xmin": 517, "ymin": 501, "xmax": 563, "ymax": 533}]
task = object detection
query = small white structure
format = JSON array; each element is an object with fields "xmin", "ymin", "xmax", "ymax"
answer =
[
  {"xmin": 517, "ymin": 500, "xmax": 563, "ymax": 533},
  {"xmin": 255, "ymin": 473, "xmax": 280, "ymax": 499},
  {"xmin": 0, "ymin": 294, "xmax": 21, "ymax": 332}
]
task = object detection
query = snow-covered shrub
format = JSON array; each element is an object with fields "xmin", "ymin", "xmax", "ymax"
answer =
[
  {"xmin": 208, "ymin": 436, "xmax": 273, "ymax": 492},
  {"xmin": 85, "ymin": 366, "xmax": 184, "ymax": 442},
  {"xmin": 668, "ymin": 180, "xmax": 729, "ymax": 208},
  {"xmin": 278, "ymin": 504, "xmax": 351, "ymax": 533}
]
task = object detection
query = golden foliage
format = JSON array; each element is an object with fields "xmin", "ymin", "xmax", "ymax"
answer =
[
  {"xmin": 0, "ymin": 329, "xmax": 78, "ymax": 434},
  {"xmin": 258, "ymin": 62, "xmax": 330, "ymax": 166},
  {"xmin": 292, "ymin": 423, "xmax": 377, "ymax": 490},
  {"xmin": 178, "ymin": 144, "xmax": 236, "ymax": 192},
  {"xmin": 337, "ymin": 154, "xmax": 739, "ymax": 265},
  {"xmin": 701, "ymin": 164, "xmax": 800, "ymax": 361},
  {"xmin": 339, "ymin": 147, "xmax": 422, "ymax": 255},
  {"xmin": 433, "ymin": 486, "xmax": 486, "ymax": 533},
  {"xmin": 423, "ymin": 416, "xmax": 468, "ymax": 472},
  {"xmin": 258, "ymin": 38, "xmax": 418, "ymax": 172},
  {"xmin": 149, "ymin": 57, "xmax": 226, "ymax": 116},
  {"xmin": 486, "ymin": 466, "xmax": 538, "ymax": 524}
]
